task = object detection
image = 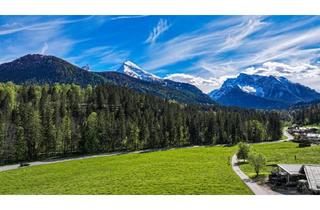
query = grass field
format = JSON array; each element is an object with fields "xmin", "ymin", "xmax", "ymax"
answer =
[
  {"xmin": 0, "ymin": 146, "xmax": 252, "ymax": 195},
  {"xmin": 281, "ymin": 134, "xmax": 288, "ymax": 140},
  {"xmin": 240, "ymin": 142, "xmax": 320, "ymax": 178}
]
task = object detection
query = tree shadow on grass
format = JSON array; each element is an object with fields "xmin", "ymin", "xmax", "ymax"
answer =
[
  {"xmin": 237, "ymin": 161, "xmax": 249, "ymax": 166},
  {"xmin": 250, "ymin": 174, "xmax": 268, "ymax": 185}
]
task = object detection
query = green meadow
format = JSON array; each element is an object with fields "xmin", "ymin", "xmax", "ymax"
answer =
[
  {"xmin": 0, "ymin": 146, "xmax": 252, "ymax": 195},
  {"xmin": 240, "ymin": 142, "xmax": 320, "ymax": 178},
  {"xmin": 3, "ymin": 141, "xmax": 318, "ymax": 195}
]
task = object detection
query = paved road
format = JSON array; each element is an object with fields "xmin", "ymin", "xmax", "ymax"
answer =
[
  {"xmin": 231, "ymin": 128, "xmax": 293, "ymax": 195},
  {"xmin": 0, "ymin": 146, "xmax": 201, "ymax": 173},
  {"xmin": 0, "ymin": 150, "xmax": 155, "ymax": 173},
  {"xmin": 231, "ymin": 154, "xmax": 281, "ymax": 195},
  {"xmin": 283, "ymin": 129, "xmax": 294, "ymax": 141}
]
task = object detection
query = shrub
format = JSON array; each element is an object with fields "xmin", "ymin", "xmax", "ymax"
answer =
[{"xmin": 237, "ymin": 142, "xmax": 250, "ymax": 162}]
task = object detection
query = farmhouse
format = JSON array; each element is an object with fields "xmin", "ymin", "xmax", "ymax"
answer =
[
  {"xmin": 288, "ymin": 126, "xmax": 320, "ymax": 145},
  {"xmin": 306, "ymin": 133, "xmax": 320, "ymax": 139},
  {"xmin": 288, "ymin": 126, "xmax": 318, "ymax": 135},
  {"xmin": 269, "ymin": 164, "xmax": 320, "ymax": 194}
]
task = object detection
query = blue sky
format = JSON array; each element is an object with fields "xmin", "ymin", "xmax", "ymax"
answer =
[{"xmin": 0, "ymin": 15, "xmax": 320, "ymax": 93}]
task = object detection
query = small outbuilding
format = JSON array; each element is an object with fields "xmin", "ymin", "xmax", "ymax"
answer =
[
  {"xmin": 276, "ymin": 164, "xmax": 305, "ymax": 186},
  {"xmin": 269, "ymin": 164, "xmax": 320, "ymax": 194}
]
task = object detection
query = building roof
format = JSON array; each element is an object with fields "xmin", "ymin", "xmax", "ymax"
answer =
[
  {"xmin": 306, "ymin": 133, "xmax": 320, "ymax": 138},
  {"xmin": 277, "ymin": 164, "xmax": 320, "ymax": 192},
  {"xmin": 277, "ymin": 164, "xmax": 304, "ymax": 175},
  {"xmin": 304, "ymin": 165, "xmax": 320, "ymax": 192}
]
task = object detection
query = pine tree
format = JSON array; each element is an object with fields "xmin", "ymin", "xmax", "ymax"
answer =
[
  {"xmin": 23, "ymin": 105, "xmax": 42, "ymax": 160},
  {"xmin": 42, "ymin": 104, "xmax": 56, "ymax": 154},
  {"xmin": 15, "ymin": 126, "xmax": 27, "ymax": 162},
  {"xmin": 61, "ymin": 115, "xmax": 72, "ymax": 154},
  {"xmin": 0, "ymin": 121, "xmax": 5, "ymax": 161},
  {"xmin": 84, "ymin": 112, "xmax": 99, "ymax": 153}
]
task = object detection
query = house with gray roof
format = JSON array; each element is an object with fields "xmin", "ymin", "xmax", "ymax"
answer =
[{"xmin": 269, "ymin": 164, "xmax": 320, "ymax": 194}]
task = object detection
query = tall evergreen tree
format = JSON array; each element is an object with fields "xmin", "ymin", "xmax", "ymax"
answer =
[{"xmin": 84, "ymin": 112, "xmax": 99, "ymax": 153}]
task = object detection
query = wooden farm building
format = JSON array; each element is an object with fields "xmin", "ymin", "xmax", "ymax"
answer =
[{"xmin": 269, "ymin": 164, "xmax": 320, "ymax": 194}]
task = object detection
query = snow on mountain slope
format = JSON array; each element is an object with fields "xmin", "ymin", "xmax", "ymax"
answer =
[
  {"xmin": 238, "ymin": 85, "xmax": 256, "ymax": 94},
  {"xmin": 209, "ymin": 73, "xmax": 320, "ymax": 109},
  {"xmin": 116, "ymin": 60, "xmax": 161, "ymax": 82}
]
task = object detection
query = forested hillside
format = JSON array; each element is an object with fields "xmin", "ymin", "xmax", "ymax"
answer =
[
  {"xmin": 96, "ymin": 72, "xmax": 213, "ymax": 105},
  {"xmin": 0, "ymin": 82, "xmax": 282, "ymax": 164},
  {"xmin": 0, "ymin": 54, "xmax": 214, "ymax": 105},
  {"xmin": 0, "ymin": 54, "xmax": 106, "ymax": 85},
  {"xmin": 291, "ymin": 102, "xmax": 320, "ymax": 125}
]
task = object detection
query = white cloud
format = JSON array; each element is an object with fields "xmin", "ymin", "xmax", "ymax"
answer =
[
  {"xmin": 143, "ymin": 16, "xmax": 266, "ymax": 70},
  {"xmin": 165, "ymin": 73, "xmax": 234, "ymax": 93},
  {"xmin": 145, "ymin": 19, "xmax": 170, "ymax": 44},
  {"xmin": 0, "ymin": 16, "xmax": 91, "ymax": 36},
  {"xmin": 199, "ymin": 20, "xmax": 320, "ymax": 75},
  {"xmin": 67, "ymin": 46, "xmax": 130, "ymax": 70},
  {"xmin": 244, "ymin": 61, "xmax": 320, "ymax": 78},
  {"xmin": 40, "ymin": 42, "xmax": 49, "ymax": 54},
  {"xmin": 218, "ymin": 18, "xmax": 267, "ymax": 53},
  {"xmin": 142, "ymin": 16, "xmax": 320, "ymax": 94},
  {"xmin": 110, "ymin": 15, "xmax": 148, "ymax": 20},
  {"xmin": 244, "ymin": 61, "xmax": 320, "ymax": 91},
  {"xmin": 0, "ymin": 18, "xmax": 86, "ymax": 64}
]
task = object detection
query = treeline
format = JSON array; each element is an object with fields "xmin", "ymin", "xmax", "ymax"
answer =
[
  {"xmin": 0, "ymin": 83, "xmax": 282, "ymax": 164},
  {"xmin": 291, "ymin": 102, "xmax": 320, "ymax": 125}
]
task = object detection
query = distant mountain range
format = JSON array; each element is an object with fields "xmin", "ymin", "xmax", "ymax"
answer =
[
  {"xmin": 209, "ymin": 73, "xmax": 320, "ymax": 109},
  {"xmin": 1, "ymin": 54, "xmax": 319, "ymax": 109},
  {"xmin": 290, "ymin": 99, "xmax": 320, "ymax": 109},
  {"xmin": 0, "ymin": 54, "xmax": 213, "ymax": 105}
]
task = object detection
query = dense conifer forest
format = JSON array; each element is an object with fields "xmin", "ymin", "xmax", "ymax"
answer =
[
  {"xmin": 291, "ymin": 102, "xmax": 320, "ymax": 125},
  {"xmin": 0, "ymin": 82, "xmax": 282, "ymax": 164}
]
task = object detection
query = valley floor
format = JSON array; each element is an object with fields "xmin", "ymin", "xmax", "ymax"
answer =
[
  {"xmin": 0, "ymin": 145, "xmax": 252, "ymax": 195},
  {"xmin": 240, "ymin": 141, "xmax": 320, "ymax": 179},
  {"xmin": 0, "ymin": 131, "xmax": 317, "ymax": 195}
]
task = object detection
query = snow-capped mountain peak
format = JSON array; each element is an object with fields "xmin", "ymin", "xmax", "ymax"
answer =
[
  {"xmin": 209, "ymin": 73, "xmax": 320, "ymax": 109},
  {"xmin": 117, "ymin": 60, "xmax": 161, "ymax": 82},
  {"xmin": 123, "ymin": 60, "xmax": 142, "ymax": 70}
]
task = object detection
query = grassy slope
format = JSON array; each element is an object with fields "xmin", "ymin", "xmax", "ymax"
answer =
[
  {"xmin": 0, "ymin": 146, "xmax": 252, "ymax": 195},
  {"xmin": 240, "ymin": 142, "xmax": 320, "ymax": 178}
]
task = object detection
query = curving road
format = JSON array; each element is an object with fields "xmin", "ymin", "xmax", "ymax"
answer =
[
  {"xmin": 231, "ymin": 128, "xmax": 293, "ymax": 195},
  {"xmin": 231, "ymin": 154, "xmax": 281, "ymax": 195}
]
